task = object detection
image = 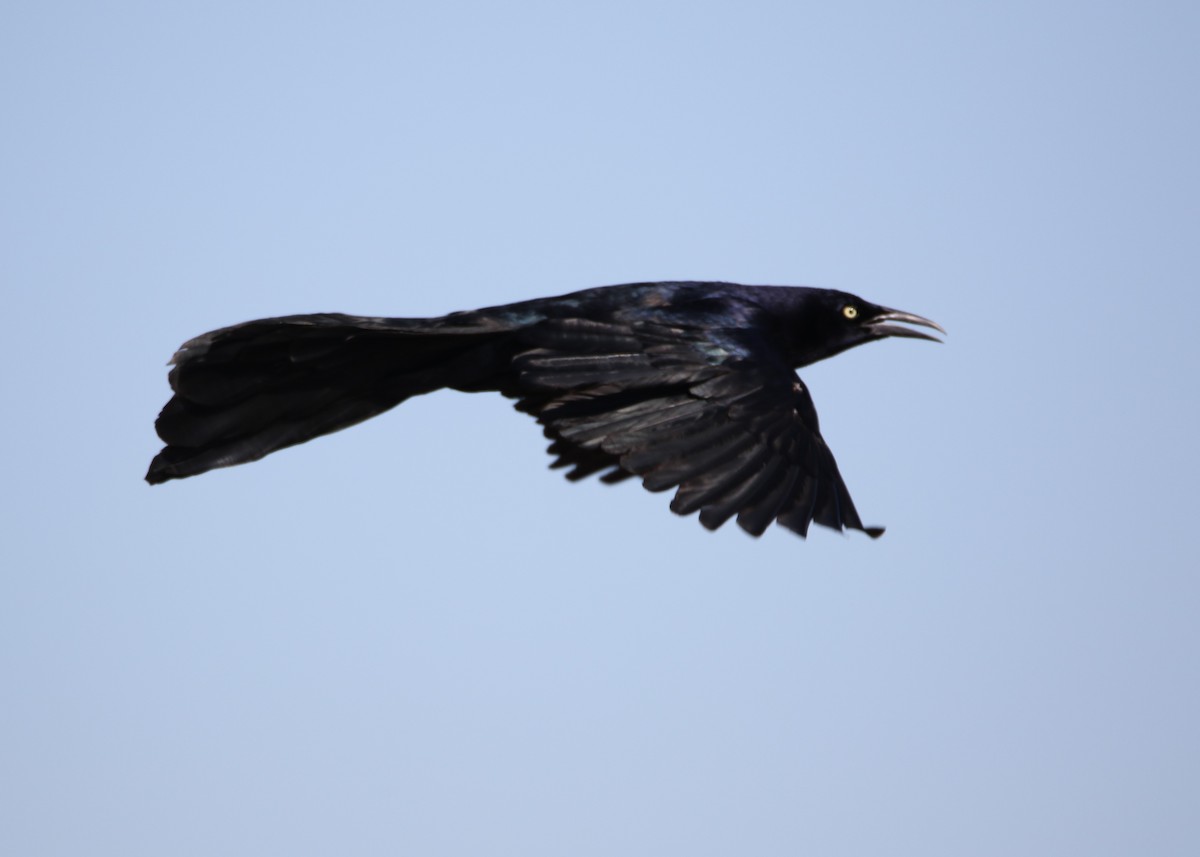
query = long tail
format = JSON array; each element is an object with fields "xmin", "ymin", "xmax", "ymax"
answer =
[{"xmin": 146, "ymin": 312, "xmax": 511, "ymax": 484}]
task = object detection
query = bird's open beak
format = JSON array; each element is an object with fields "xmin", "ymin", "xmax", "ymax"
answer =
[{"xmin": 867, "ymin": 308, "xmax": 945, "ymax": 343}]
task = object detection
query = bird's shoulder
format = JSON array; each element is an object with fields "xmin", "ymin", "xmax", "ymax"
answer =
[{"xmin": 532, "ymin": 282, "xmax": 792, "ymax": 366}]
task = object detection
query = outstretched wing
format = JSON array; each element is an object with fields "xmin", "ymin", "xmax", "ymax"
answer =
[{"xmin": 509, "ymin": 314, "xmax": 883, "ymax": 539}]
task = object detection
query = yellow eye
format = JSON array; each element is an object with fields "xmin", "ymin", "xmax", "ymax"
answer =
[{"xmin": 842, "ymin": 305, "xmax": 858, "ymax": 319}]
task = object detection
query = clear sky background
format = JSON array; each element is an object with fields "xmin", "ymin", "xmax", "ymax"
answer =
[{"xmin": 3, "ymin": 1, "xmax": 1198, "ymax": 854}]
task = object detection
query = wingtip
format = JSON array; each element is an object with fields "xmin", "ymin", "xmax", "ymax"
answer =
[{"xmin": 865, "ymin": 525, "xmax": 886, "ymax": 539}]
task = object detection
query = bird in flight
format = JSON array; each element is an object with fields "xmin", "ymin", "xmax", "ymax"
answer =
[{"xmin": 147, "ymin": 282, "xmax": 942, "ymax": 538}]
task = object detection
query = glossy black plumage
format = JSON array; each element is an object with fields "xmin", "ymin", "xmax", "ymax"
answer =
[{"xmin": 146, "ymin": 281, "xmax": 942, "ymax": 538}]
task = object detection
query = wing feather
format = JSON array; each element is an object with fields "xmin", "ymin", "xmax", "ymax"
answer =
[{"xmin": 508, "ymin": 311, "xmax": 883, "ymax": 538}]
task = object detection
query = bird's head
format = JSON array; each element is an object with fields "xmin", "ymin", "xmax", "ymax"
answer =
[{"xmin": 787, "ymin": 289, "xmax": 944, "ymax": 367}]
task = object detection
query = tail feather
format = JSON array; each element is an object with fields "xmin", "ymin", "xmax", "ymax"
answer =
[{"xmin": 146, "ymin": 313, "xmax": 506, "ymax": 484}]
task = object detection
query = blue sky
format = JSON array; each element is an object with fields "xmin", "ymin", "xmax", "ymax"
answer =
[{"xmin": 3, "ymin": 2, "xmax": 1198, "ymax": 854}]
